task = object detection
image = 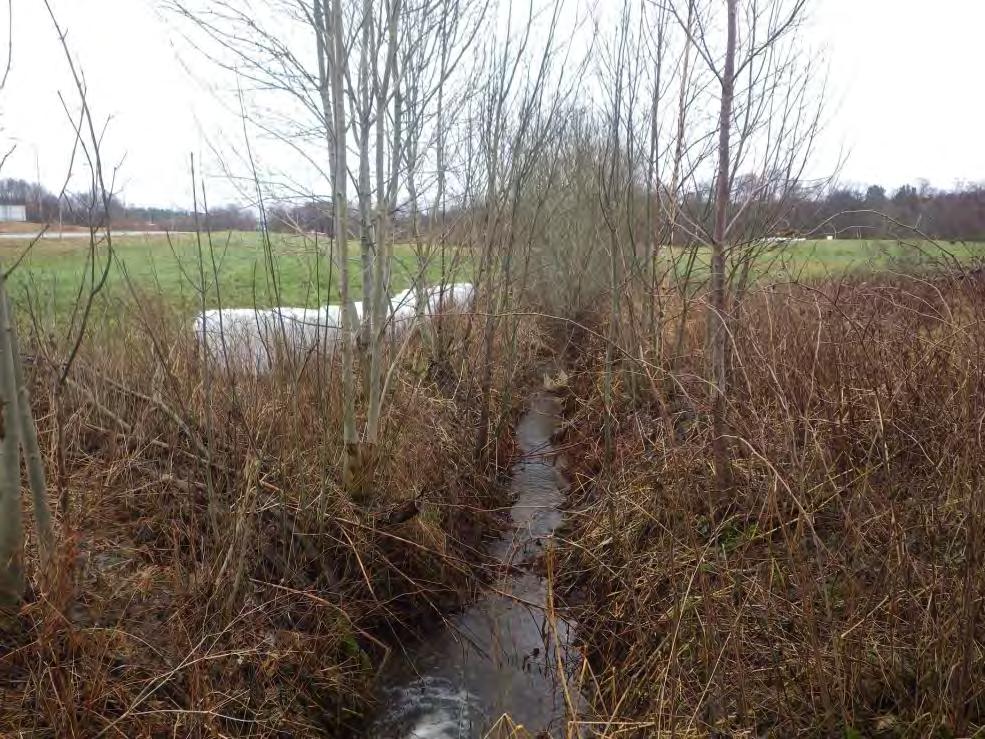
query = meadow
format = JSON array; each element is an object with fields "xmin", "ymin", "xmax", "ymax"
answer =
[
  {"xmin": 3, "ymin": 231, "xmax": 981, "ymax": 324},
  {"xmin": 666, "ymin": 237, "xmax": 985, "ymax": 281},
  {"xmin": 0, "ymin": 229, "xmax": 471, "ymax": 320}
]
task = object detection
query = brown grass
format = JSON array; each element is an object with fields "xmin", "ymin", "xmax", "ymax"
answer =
[
  {"xmin": 0, "ymin": 293, "xmax": 543, "ymax": 737},
  {"xmin": 556, "ymin": 273, "xmax": 985, "ymax": 737},
  {"xmin": 11, "ymin": 260, "xmax": 978, "ymax": 737},
  {"xmin": 0, "ymin": 222, "xmax": 85, "ymax": 235}
]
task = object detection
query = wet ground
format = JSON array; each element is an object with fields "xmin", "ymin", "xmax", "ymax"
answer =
[{"xmin": 372, "ymin": 393, "xmax": 577, "ymax": 738}]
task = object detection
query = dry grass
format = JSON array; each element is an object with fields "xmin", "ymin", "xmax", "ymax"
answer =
[
  {"xmin": 11, "ymin": 255, "xmax": 980, "ymax": 737},
  {"xmin": 556, "ymin": 273, "xmax": 985, "ymax": 737},
  {"xmin": 0, "ymin": 222, "xmax": 87, "ymax": 235},
  {"xmin": 0, "ymin": 293, "xmax": 544, "ymax": 737}
]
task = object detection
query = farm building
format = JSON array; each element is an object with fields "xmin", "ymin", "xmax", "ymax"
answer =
[{"xmin": 0, "ymin": 204, "xmax": 27, "ymax": 222}]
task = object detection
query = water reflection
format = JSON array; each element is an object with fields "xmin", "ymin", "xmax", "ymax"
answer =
[{"xmin": 373, "ymin": 394, "xmax": 576, "ymax": 738}]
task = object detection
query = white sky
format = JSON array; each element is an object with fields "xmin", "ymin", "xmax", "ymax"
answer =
[{"xmin": 1, "ymin": 0, "xmax": 983, "ymax": 207}]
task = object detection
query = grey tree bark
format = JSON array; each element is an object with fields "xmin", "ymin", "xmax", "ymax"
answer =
[
  {"xmin": 710, "ymin": 0, "xmax": 738, "ymax": 492},
  {"xmin": 0, "ymin": 271, "xmax": 23, "ymax": 607}
]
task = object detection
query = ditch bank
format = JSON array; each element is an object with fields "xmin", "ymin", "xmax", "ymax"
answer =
[{"xmin": 0, "ymin": 325, "xmax": 522, "ymax": 738}]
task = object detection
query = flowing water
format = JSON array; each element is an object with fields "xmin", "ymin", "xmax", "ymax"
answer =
[{"xmin": 372, "ymin": 393, "xmax": 576, "ymax": 738}]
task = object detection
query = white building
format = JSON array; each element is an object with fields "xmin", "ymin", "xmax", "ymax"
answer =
[{"xmin": 0, "ymin": 204, "xmax": 27, "ymax": 222}]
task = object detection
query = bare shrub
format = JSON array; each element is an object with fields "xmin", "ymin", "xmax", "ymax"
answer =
[
  {"xmin": 0, "ymin": 288, "xmax": 548, "ymax": 736},
  {"xmin": 558, "ymin": 274, "xmax": 985, "ymax": 737}
]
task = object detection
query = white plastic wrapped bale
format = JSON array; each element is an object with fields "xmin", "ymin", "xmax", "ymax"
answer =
[
  {"xmin": 192, "ymin": 285, "xmax": 473, "ymax": 374},
  {"xmin": 193, "ymin": 304, "xmax": 353, "ymax": 373},
  {"xmin": 193, "ymin": 308, "xmax": 275, "ymax": 373},
  {"xmin": 423, "ymin": 282, "xmax": 475, "ymax": 316},
  {"xmin": 387, "ymin": 288, "xmax": 419, "ymax": 332},
  {"xmin": 269, "ymin": 305, "xmax": 349, "ymax": 356},
  {"xmin": 450, "ymin": 282, "xmax": 475, "ymax": 307}
]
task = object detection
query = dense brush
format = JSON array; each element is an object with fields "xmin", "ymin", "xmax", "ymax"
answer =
[
  {"xmin": 0, "ymin": 292, "xmax": 549, "ymax": 737},
  {"xmin": 558, "ymin": 273, "xmax": 985, "ymax": 737}
]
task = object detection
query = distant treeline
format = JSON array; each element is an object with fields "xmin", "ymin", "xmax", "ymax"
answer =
[
  {"xmin": 659, "ymin": 179, "xmax": 985, "ymax": 244},
  {"xmin": 785, "ymin": 182, "xmax": 985, "ymax": 242},
  {"xmin": 4, "ymin": 176, "xmax": 985, "ymax": 242},
  {"xmin": 0, "ymin": 178, "xmax": 256, "ymax": 231},
  {"xmin": 0, "ymin": 179, "xmax": 342, "ymax": 235}
]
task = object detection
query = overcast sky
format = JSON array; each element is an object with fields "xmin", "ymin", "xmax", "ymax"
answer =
[{"xmin": 2, "ymin": 0, "xmax": 983, "ymax": 207}]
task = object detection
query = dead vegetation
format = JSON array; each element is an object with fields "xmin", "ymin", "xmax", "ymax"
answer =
[
  {"xmin": 0, "ymin": 294, "xmax": 547, "ymax": 737},
  {"xmin": 557, "ymin": 273, "xmax": 985, "ymax": 737}
]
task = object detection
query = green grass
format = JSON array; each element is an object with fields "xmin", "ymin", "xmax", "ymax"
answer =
[
  {"xmin": 1, "ymin": 231, "xmax": 471, "ymax": 320},
  {"xmin": 667, "ymin": 238, "xmax": 985, "ymax": 282},
  {"xmin": 5, "ymin": 232, "xmax": 982, "ymax": 323},
  {"xmin": 772, "ymin": 238, "xmax": 985, "ymax": 276}
]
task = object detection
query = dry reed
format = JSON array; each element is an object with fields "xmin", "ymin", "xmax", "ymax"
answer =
[
  {"xmin": 557, "ymin": 273, "xmax": 985, "ymax": 737},
  {"xmin": 0, "ymin": 292, "xmax": 547, "ymax": 737}
]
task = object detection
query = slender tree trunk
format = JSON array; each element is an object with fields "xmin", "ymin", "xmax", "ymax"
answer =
[
  {"xmin": 326, "ymin": 0, "xmax": 359, "ymax": 496},
  {"xmin": 603, "ymin": 3, "xmax": 631, "ymax": 468},
  {"xmin": 710, "ymin": 0, "xmax": 737, "ymax": 492},
  {"xmin": 431, "ymin": 12, "xmax": 449, "ymax": 364},
  {"xmin": 406, "ymin": 138, "xmax": 427, "ymax": 334},
  {"xmin": 668, "ymin": 0, "xmax": 693, "ymax": 252},
  {"xmin": 7, "ymin": 290, "xmax": 53, "ymax": 559},
  {"xmin": 0, "ymin": 271, "xmax": 23, "ymax": 608},
  {"xmin": 604, "ymin": 115, "xmax": 622, "ymax": 469},
  {"xmin": 357, "ymin": 0, "xmax": 374, "ymax": 383},
  {"xmin": 314, "ymin": 0, "xmax": 338, "ymax": 181},
  {"xmin": 474, "ymin": 82, "xmax": 502, "ymax": 466},
  {"xmin": 367, "ymin": 0, "xmax": 401, "ymax": 446},
  {"xmin": 353, "ymin": 0, "xmax": 376, "ymax": 503},
  {"xmin": 647, "ymin": 3, "xmax": 668, "ymax": 362},
  {"xmin": 668, "ymin": 0, "xmax": 694, "ymax": 368}
]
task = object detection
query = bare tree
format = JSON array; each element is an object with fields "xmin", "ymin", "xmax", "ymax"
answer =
[
  {"xmin": 0, "ymin": 0, "xmax": 72, "ymax": 607},
  {"xmin": 468, "ymin": 0, "xmax": 579, "ymax": 465},
  {"xmin": 168, "ymin": 0, "xmax": 488, "ymax": 498},
  {"xmin": 656, "ymin": 0, "xmax": 819, "ymax": 489},
  {"xmin": 710, "ymin": 0, "xmax": 737, "ymax": 490}
]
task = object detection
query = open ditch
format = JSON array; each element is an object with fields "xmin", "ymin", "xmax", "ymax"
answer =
[{"xmin": 371, "ymin": 391, "xmax": 580, "ymax": 738}]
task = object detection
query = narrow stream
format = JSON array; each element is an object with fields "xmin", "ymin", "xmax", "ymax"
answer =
[{"xmin": 372, "ymin": 393, "xmax": 576, "ymax": 738}]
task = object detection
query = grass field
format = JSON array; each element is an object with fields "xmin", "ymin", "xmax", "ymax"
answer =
[
  {"xmin": 0, "ymin": 230, "xmax": 470, "ymax": 320},
  {"xmin": 3, "ymin": 230, "xmax": 982, "ymax": 321},
  {"xmin": 763, "ymin": 238, "xmax": 985, "ymax": 275},
  {"xmin": 668, "ymin": 238, "xmax": 985, "ymax": 281}
]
